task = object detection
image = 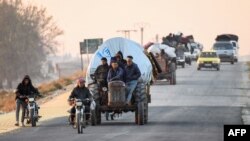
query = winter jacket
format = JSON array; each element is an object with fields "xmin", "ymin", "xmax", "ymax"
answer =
[
  {"xmin": 94, "ymin": 64, "xmax": 109, "ymax": 81},
  {"xmin": 125, "ymin": 63, "xmax": 141, "ymax": 82},
  {"xmin": 15, "ymin": 75, "xmax": 38, "ymax": 101},
  {"xmin": 107, "ymin": 67, "xmax": 124, "ymax": 82},
  {"xmin": 69, "ymin": 86, "xmax": 92, "ymax": 101}
]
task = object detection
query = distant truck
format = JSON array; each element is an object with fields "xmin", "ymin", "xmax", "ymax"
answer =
[{"xmin": 213, "ymin": 34, "xmax": 239, "ymax": 64}]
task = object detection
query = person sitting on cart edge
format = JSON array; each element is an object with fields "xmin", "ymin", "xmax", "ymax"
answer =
[
  {"xmin": 15, "ymin": 75, "xmax": 39, "ymax": 127},
  {"xmin": 107, "ymin": 57, "xmax": 124, "ymax": 82},
  {"xmin": 68, "ymin": 78, "xmax": 92, "ymax": 125},
  {"xmin": 94, "ymin": 57, "xmax": 110, "ymax": 86},
  {"xmin": 125, "ymin": 55, "xmax": 141, "ymax": 105}
]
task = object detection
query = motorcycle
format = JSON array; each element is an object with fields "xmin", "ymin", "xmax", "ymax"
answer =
[
  {"xmin": 69, "ymin": 98, "xmax": 92, "ymax": 134},
  {"xmin": 24, "ymin": 94, "xmax": 40, "ymax": 127}
]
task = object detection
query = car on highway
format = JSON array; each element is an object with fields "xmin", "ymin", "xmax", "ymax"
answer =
[{"xmin": 197, "ymin": 51, "xmax": 220, "ymax": 71}]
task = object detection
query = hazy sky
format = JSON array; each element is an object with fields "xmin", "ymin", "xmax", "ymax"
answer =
[{"xmin": 28, "ymin": 0, "xmax": 250, "ymax": 56}]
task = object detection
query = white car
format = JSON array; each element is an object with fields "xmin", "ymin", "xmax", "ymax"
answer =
[{"xmin": 190, "ymin": 43, "xmax": 201, "ymax": 60}]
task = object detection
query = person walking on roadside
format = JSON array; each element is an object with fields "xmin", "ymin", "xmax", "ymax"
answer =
[{"xmin": 15, "ymin": 75, "xmax": 38, "ymax": 127}]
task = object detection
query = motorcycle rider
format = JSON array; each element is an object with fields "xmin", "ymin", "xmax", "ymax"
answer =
[
  {"xmin": 68, "ymin": 78, "xmax": 92, "ymax": 125},
  {"xmin": 94, "ymin": 57, "xmax": 109, "ymax": 86},
  {"xmin": 15, "ymin": 75, "xmax": 39, "ymax": 127},
  {"xmin": 125, "ymin": 56, "xmax": 141, "ymax": 105}
]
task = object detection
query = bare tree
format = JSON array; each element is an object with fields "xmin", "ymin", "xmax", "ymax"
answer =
[{"xmin": 0, "ymin": 0, "xmax": 63, "ymax": 88}]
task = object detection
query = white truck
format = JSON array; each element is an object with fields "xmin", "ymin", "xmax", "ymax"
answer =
[{"xmin": 213, "ymin": 34, "xmax": 239, "ymax": 64}]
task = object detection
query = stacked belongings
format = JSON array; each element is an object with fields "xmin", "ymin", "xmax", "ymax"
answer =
[
  {"xmin": 144, "ymin": 43, "xmax": 176, "ymax": 80},
  {"xmin": 215, "ymin": 34, "xmax": 238, "ymax": 42},
  {"xmin": 143, "ymin": 42, "xmax": 162, "ymax": 79},
  {"xmin": 86, "ymin": 37, "xmax": 153, "ymax": 106}
]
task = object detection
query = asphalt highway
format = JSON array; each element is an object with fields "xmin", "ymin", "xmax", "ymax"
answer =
[{"xmin": 1, "ymin": 62, "xmax": 249, "ymax": 141}]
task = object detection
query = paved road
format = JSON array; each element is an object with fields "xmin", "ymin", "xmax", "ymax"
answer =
[{"xmin": 1, "ymin": 62, "xmax": 249, "ymax": 141}]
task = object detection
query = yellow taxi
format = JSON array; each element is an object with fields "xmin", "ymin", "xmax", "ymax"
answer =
[{"xmin": 197, "ymin": 51, "xmax": 221, "ymax": 71}]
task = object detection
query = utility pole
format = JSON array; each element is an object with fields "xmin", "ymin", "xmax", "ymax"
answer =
[
  {"xmin": 135, "ymin": 22, "xmax": 150, "ymax": 46},
  {"xmin": 117, "ymin": 29, "xmax": 137, "ymax": 39},
  {"xmin": 156, "ymin": 34, "xmax": 159, "ymax": 43}
]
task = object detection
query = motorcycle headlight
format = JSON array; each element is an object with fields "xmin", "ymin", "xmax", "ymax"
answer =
[
  {"xmin": 76, "ymin": 101, "xmax": 82, "ymax": 106},
  {"xmin": 28, "ymin": 98, "xmax": 34, "ymax": 102},
  {"xmin": 102, "ymin": 87, "xmax": 108, "ymax": 92}
]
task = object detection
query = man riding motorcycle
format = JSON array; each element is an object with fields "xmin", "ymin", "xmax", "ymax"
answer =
[
  {"xmin": 15, "ymin": 75, "xmax": 40, "ymax": 127},
  {"xmin": 68, "ymin": 78, "xmax": 93, "ymax": 125}
]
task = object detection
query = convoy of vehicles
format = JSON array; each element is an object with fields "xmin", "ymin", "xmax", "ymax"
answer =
[
  {"xmin": 11, "ymin": 34, "xmax": 238, "ymax": 133},
  {"xmin": 82, "ymin": 34, "xmax": 238, "ymax": 130}
]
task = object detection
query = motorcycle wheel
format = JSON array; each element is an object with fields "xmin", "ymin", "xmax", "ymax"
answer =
[
  {"xmin": 77, "ymin": 113, "xmax": 83, "ymax": 134},
  {"xmin": 30, "ymin": 109, "xmax": 36, "ymax": 127}
]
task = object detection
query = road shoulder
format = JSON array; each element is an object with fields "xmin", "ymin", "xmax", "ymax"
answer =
[
  {"xmin": 0, "ymin": 85, "xmax": 73, "ymax": 135},
  {"xmin": 241, "ymin": 62, "xmax": 250, "ymax": 124}
]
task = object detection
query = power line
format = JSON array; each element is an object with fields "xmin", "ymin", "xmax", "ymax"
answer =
[{"xmin": 117, "ymin": 29, "xmax": 137, "ymax": 39}]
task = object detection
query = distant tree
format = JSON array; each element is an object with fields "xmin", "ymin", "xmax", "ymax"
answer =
[{"xmin": 0, "ymin": 0, "xmax": 63, "ymax": 88}]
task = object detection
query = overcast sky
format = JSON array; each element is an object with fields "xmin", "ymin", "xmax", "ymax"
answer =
[{"xmin": 28, "ymin": 0, "xmax": 250, "ymax": 56}]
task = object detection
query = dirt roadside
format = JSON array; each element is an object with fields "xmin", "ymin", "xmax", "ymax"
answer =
[{"xmin": 0, "ymin": 85, "xmax": 73, "ymax": 135}]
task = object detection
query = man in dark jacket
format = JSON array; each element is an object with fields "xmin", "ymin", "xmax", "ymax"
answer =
[
  {"xmin": 107, "ymin": 58, "xmax": 124, "ymax": 82},
  {"xmin": 15, "ymin": 75, "xmax": 38, "ymax": 127},
  {"xmin": 125, "ymin": 56, "xmax": 141, "ymax": 105},
  {"xmin": 94, "ymin": 57, "xmax": 109, "ymax": 86},
  {"xmin": 68, "ymin": 78, "xmax": 92, "ymax": 124}
]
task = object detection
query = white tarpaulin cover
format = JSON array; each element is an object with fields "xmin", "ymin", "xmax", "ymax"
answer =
[
  {"xmin": 86, "ymin": 37, "xmax": 152, "ymax": 84},
  {"xmin": 148, "ymin": 43, "xmax": 176, "ymax": 58}
]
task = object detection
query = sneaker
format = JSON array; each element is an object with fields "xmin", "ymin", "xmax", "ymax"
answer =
[
  {"xmin": 21, "ymin": 122, "xmax": 25, "ymax": 127},
  {"xmin": 14, "ymin": 122, "xmax": 19, "ymax": 126}
]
